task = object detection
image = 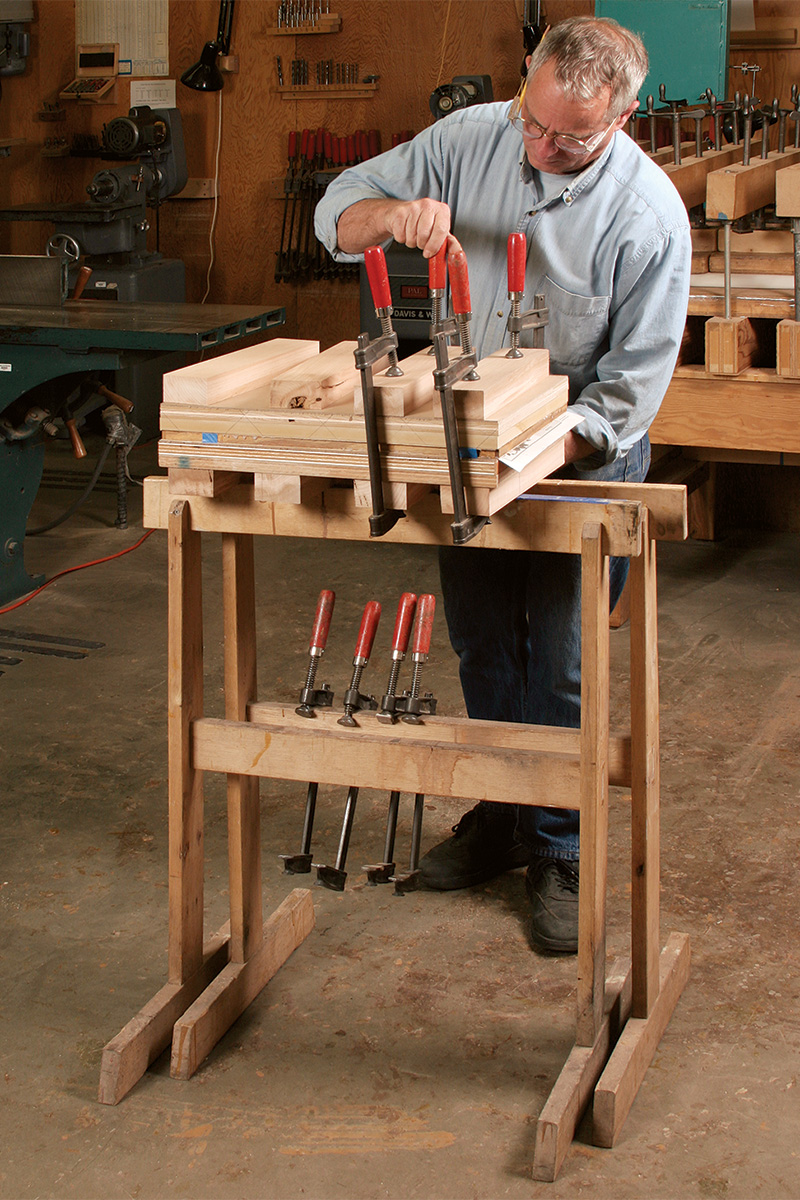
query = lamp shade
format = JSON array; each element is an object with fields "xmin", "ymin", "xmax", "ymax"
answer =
[{"xmin": 180, "ymin": 40, "xmax": 224, "ymax": 91}]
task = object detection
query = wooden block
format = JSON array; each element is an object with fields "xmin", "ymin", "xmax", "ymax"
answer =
[
  {"xmin": 253, "ymin": 474, "xmax": 326, "ymax": 504},
  {"xmin": 775, "ymin": 160, "xmax": 800, "ymax": 217},
  {"xmin": 593, "ymin": 932, "xmax": 691, "ymax": 1148},
  {"xmin": 352, "ymin": 478, "xmax": 431, "ymax": 509},
  {"xmin": 704, "ymin": 315, "xmax": 759, "ymax": 374},
  {"xmin": 168, "ymin": 467, "xmax": 242, "ymax": 496},
  {"xmin": 661, "ymin": 139, "xmax": 765, "ymax": 211},
  {"xmin": 170, "ymin": 888, "xmax": 315, "ymax": 1080},
  {"xmin": 163, "ymin": 338, "xmax": 319, "ymax": 406},
  {"xmin": 453, "ymin": 348, "xmax": 552, "ymax": 419},
  {"xmin": 688, "ymin": 290, "xmax": 793, "ymax": 320},
  {"xmin": 267, "ymin": 341, "xmax": 367, "ymax": 409},
  {"xmin": 776, "ymin": 319, "xmax": 800, "ymax": 376},
  {"xmin": 705, "ymin": 148, "xmax": 800, "ymax": 222},
  {"xmin": 353, "ymin": 345, "xmax": 456, "ymax": 416}
]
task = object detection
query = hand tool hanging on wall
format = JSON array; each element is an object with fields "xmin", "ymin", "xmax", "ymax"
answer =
[
  {"xmin": 504, "ymin": 232, "xmax": 548, "ymax": 354},
  {"xmin": 275, "ymin": 130, "xmax": 297, "ymax": 283},
  {"xmin": 280, "ymin": 589, "xmax": 336, "ymax": 874},
  {"xmin": 314, "ymin": 600, "xmax": 381, "ymax": 890},
  {"xmin": 364, "ymin": 591, "xmax": 417, "ymax": 884},
  {"xmin": 432, "ymin": 250, "xmax": 488, "ymax": 545}
]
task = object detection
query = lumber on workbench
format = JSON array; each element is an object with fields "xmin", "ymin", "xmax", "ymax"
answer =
[
  {"xmin": 157, "ymin": 438, "xmax": 501, "ymax": 485},
  {"xmin": 660, "ymin": 138, "xmax": 765, "ymax": 210},
  {"xmin": 352, "ymin": 345, "xmax": 554, "ymax": 419},
  {"xmin": 706, "ymin": 147, "xmax": 800, "ymax": 221},
  {"xmin": 159, "ymin": 376, "xmax": 568, "ymax": 454},
  {"xmin": 652, "ymin": 365, "xmax": 800, "ymax": 453},
  {"xmin": 687, "ymin": 288, "xmax": 794, "ymax": 319},
  {"xmin": 163, "ymin": 338, "xmax": 319, "ymax": 406},
  {"xmin": 266, "ymin": 341, "xmax": 365, "ymax": 408}
]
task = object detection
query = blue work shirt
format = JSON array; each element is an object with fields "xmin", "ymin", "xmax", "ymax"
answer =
[{"xmin": 314, "ymin": 101, "xmax": 692, "ymax": 464}]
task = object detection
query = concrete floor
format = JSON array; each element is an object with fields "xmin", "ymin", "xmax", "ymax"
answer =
[{"xmin": 2, "ymin": 435, "xmax": 799, "ymax": 1200}]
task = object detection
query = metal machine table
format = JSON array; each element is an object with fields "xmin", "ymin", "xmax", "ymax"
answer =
[
  {"xmin": 99, "ymin": 478, "xmax": 691, "ymax": 1182},
  {"xmin": 0, "ymin": 301, "xmax": 284, "ymax": 605}
]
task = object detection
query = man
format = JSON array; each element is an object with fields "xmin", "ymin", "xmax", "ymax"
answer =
[{"xmin": 315, "ymin": 17, "xmax": 691, "ymax": 954}]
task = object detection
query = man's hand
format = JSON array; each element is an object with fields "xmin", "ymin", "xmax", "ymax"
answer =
[
  {"xmin": 336, "ymin": 197, "xmax": 454, "ymax": 258},
  {"xmin": 385, "ymin": 198, "xmax": 451, "ymax": 257}
]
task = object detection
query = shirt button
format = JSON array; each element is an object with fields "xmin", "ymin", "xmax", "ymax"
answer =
[
  {"xmin": 497, "ymin": 311, "xmax": 504, "ymax": 318},
  {"xmin": 563, "ymin": 191, "xmax": 574, "ymax": 205}
]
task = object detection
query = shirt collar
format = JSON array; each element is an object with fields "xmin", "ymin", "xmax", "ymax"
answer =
[{"xmin": 518, "ymin": 132, "xmax": 617, "ymax": 207}]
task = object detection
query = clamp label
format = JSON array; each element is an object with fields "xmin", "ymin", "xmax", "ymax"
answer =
[{"xmin": 0, "ymin": 363, "xmax": 11, "ymax": 372}]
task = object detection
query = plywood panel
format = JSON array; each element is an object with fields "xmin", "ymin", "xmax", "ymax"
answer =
[{"xmin": 0, "ymin": 0, "xmax": 591, "ymax": 348}]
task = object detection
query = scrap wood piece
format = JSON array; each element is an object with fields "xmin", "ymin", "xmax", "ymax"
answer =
[
  {"xmin": 352, "ymin": 479, "xmax": 431, "ymax": 509},
  {"xmin": 163, "ymin": 338, "xmax": 320, "ymax": 407},
  {"xmin": 353, "ymin": 345, "xmax": 461, "ymax": 416},
  {"xmin": 453, "ymin": 347, "xmax": 554, "ymax": 418}
]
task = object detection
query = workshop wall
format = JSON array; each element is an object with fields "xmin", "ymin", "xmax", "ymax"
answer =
[{"xmin": 0, "ymin": 0, "xmax": 590, "ymax": 347}]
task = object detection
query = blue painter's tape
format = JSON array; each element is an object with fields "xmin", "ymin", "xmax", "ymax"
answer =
[
  {"xmin": 459, "ymin": 447, "xmax": 479, "ymax": 459},
  {"xmin": 202, "ymin": 432, "xmax": 219, "ymax": 444}
]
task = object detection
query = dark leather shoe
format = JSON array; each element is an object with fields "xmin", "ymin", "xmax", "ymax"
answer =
[
  {"xmin": 526, "ymin": 858, "xmax": 579, "ymax": 954},
  {"xmin": 419, "ymin": 802, "xmax": 529, "ymax": 890}
]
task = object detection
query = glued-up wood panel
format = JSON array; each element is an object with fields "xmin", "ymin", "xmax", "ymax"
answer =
[{"xmin": 0, "ymin": 0, "xmax": 590, "ymax": 350}]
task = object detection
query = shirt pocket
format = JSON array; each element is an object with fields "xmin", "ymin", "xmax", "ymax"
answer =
[{"xmin": 541, "ymin": 276, "xmax": 611, "ymax": 367}]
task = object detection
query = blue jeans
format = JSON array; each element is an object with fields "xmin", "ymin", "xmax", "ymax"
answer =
[{"xmin": 438, "ymin": 435, "xmax": 651, "ymax": 862}]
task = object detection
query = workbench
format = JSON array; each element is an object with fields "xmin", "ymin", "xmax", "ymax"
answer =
[
  {"xmin": 0, "ymin": 300, "xmax": 284, "ymax": 606},
  {"xmin": 99, "ymin": 475, "xmax": 691, "ymax": 1182}
]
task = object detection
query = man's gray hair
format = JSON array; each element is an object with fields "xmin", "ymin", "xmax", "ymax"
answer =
[{"xmin": 527, "ymin": 16, "xmax": 648, "ymax": 120}]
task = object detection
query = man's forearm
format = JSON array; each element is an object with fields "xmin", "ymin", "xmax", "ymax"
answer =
[{"xmin": 336, "ymin": 199, "xmax": 398, "ymax": 254}]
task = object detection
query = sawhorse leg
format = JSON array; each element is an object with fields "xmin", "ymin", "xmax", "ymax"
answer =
[
  {"xmin": 593, "ymin": 508, "xmax": 690, "ymax": 1145},
  {"xmin": 99, "ymin": 509, "xmax": 313, "ymax": 1104}
]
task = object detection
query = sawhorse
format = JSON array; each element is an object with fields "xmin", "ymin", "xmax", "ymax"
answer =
[{"xmin": 99, "ymin": 478, "xmax": 690, "ymax": 1182}]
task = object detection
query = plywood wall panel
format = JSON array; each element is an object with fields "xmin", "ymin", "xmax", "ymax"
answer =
[{"xmin": 0, "ymin": 0, "xmax": 590, "ymax": 344}]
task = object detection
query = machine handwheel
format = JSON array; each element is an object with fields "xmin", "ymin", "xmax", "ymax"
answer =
[{"xmin": 45, "ymin": 233, "xmax": 81, "ymax": 262}]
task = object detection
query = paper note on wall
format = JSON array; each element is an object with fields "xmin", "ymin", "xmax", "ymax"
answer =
[{"xmin": 76, "ymin": 0, "xmax": 169, "ymax": 77}]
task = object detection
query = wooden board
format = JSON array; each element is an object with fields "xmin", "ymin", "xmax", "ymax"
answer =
[
  {"xmin": 652, "ymin": 366, "xmax": 800, "ymax": 453},
  {"xmin": 159, "ymin": 377, "xmax": 567, "ymax": 455},
  {"xmin": 157, "ymin": 438, "xmax": 501, "ymax": 485},
  {"xmin": 267, "ymin": 340, "xmax": 367, "ymax": 409},
  {"xmin": 687, "ymin": 288, "xmax": 794, "ymax": 319},
  {"xmin": 142, "ymin": 479, "xmax": 645, "ymax": 558},
  {"xmin": 355, "ymin": 346, "xmax": 459, "ymax": 417},
  {"xmin": 163, "ymin": 338, "xmax": 320, "ymax": 406},
  {"xmin": 705, "ymin": 147, "xmax": 800, "ymax": 221}
]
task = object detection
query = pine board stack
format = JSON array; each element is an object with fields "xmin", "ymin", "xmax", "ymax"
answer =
[{"xmin": 159, "ymin": 337, "xmax": 571, "ymax": 515}]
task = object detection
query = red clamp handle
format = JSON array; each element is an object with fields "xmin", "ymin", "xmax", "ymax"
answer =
[
  {"xmin": 368, "ymin": 128, "xmax": 380, "ymax": 157},
  {"xmin": 315, "ymin": 126, "xmax": 325, "ymax": 157},
  {"xmin": 364, "ymin": 245, "xmax": 392, "ymax": 310},
  {"xmin": 324, "ymin": 130, "xmax": 332, "ymax": 162},
  {"xmin": 411, "ymin": 594, "xmax": 436, "ymax": 657},
  {"xmin": 309, "ymin": 589, "xmax": 335, "ymax": 653},
  {"xmin": 448, "ymin": 248, "xmax": 471, "ymax": 315},
  {"xmin": 300, "ymin": 128, "xmax": 310, "ymax": 157},
  {"xmin": 507, "ymin": 232, "xmax": 526, "ymax": 294},
  {"xmin": 428, "ymin": 241, "xmax": 447, "ymax": 291},
  {"xmin": 288, "ymin": 130, "xmax": 297, "ymax": 159},
  {"xmin": 354, "ymin": 600, "xmax": 382, "ymax": 661},
  {"xmin": 391, "ymin": 593, "xmax": 417, "ymax": 655}
]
